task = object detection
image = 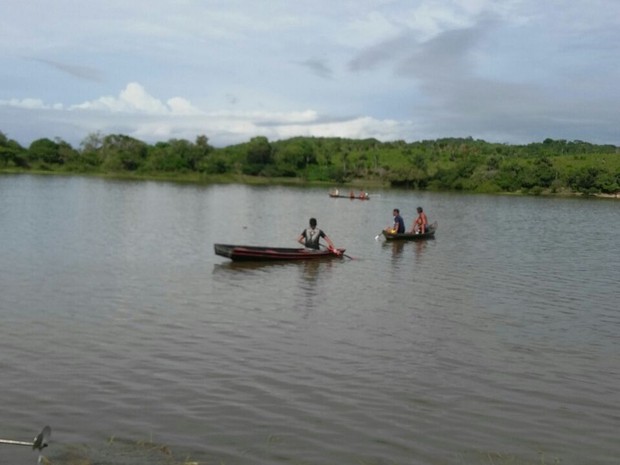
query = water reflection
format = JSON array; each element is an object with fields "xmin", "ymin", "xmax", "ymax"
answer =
[
  {"xmin": 389, "ymin": 241, "xmax": 405, "ymax": 262},
  {"xmin": 211, "ymin": 259, "xmax": 336, "ymax": 313},
  {"xmin": 212, "ymin": 260, "xmax": 291, "ymax": 273},
  {"xmin": 296, "ymin": 260, "xmax": 338, "ymax": 313},
  {"xmin": 300, "ymin": 259, "xmax": 321, "ymax": 282},
  {"xmin": 412, "ymin": 240, "xmax": 429, "ymax": 263},
  {"xmin": 380, "ymin": 239, "xmax": 433, "ymax": 271},
  {"xmin": 212, "ymin": 259, "xmax": 334, "ymax": 276}
]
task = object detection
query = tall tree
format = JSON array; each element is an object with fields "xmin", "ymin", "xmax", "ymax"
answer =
[{"xmin": 246, "ymin": 136, "xmax": 272, "ymax": 165}]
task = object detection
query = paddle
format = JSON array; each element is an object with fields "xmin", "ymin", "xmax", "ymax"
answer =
[
  {"xmin": 340, "ymin": 250, "xmax": 355, "ymax": 260},
  {"xmin": 320, "ymin": 243, "xmax": 354, "ymax": 260},
  {"xmin": 32, "ymin": 426, "xmax": 51, "ymax": 451},
  {"xmin": 336, "ymin": 249, "xmax": 355, "ymax": 260},
  {"xmin": 376, "ymin": 229, "xmax": 390, "ymax": 240},
  {"xmin": 0, "ymin": 425, "xmax": 51, "ymax": 450}
]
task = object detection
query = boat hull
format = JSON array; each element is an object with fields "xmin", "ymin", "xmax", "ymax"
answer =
[
  {"xmin": 329, "ymin": 194, "xmax": 369, "ymax": 200},
  {"xmin": 214, "ymin": 244, "xmax": 346, "ymax": 261},
  {"xmin": 382, "ymin": 223, "xmax": 437, "ymax": 241}
]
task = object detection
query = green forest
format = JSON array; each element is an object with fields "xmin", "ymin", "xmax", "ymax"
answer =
[{"xmin": 1, "ymin": 130, "xmax": 619, "ymax": 196}]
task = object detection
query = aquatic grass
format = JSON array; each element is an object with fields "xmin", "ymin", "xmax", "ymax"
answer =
[
  {"xmin": 44, "ymin": 435, "xmax": 202, "ymax": 465},
  {"xmin": 31, "ymin": 440, "xmax": 565, "ymax": 465},
  {"xmin": 452, "ymin": 449, "xmax": 562, "ymax": 465}
]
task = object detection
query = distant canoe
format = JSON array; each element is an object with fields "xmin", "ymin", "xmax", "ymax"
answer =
[
  {"xmin": 214, "ymin": 243, "xmax": 346, "ymax": 261},
  {"xmin": 382, "ymin": 222, "xmax": 437, "ymax": 241},
  {"xmin": 329, "ymin": 192, "xmax": 370, "ymax": 200}
]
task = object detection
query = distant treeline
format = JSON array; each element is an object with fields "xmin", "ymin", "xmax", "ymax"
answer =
[{"xmin": 1, "ymin": 131, "xmax": 619, "ymax": 195}]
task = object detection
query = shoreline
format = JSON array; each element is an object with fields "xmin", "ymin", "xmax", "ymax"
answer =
[{"xmin": 1, "ymin": 169, "xmax": 618, "ymax": 199}]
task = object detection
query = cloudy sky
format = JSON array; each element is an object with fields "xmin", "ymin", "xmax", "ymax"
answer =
[{"xmin": 1, "ymin": 0, "xmax": 619, "ymax": 148}]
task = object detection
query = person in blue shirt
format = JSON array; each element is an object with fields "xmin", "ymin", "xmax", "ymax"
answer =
[{"xmin": 385, "ymin": 208, "xmax": 405, "ymax": 234}]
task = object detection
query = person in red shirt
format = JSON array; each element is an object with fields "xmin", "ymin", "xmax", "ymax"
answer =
[{"xmin": 411, "ymin": 206, "xmax": 428, "ymax": 234}]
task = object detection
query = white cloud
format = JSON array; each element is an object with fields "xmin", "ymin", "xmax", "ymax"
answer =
[
  {"xmin": 0, "ymin": 82, "xmax": 413, "ymax": 146},
  {"xmin": 166, "ymin": 97, "xmax": 202, "ymax": 116},
  {"xmin": 0, "ymin": 98, "xmax": 62, "ymax": 110},
  {"xmin": 273, "ymin": 116, "xmax": 411, "ymax": 141},
  {"xmin": 69, "ymin": 83, "xmax": 201, "ymax": 115}
]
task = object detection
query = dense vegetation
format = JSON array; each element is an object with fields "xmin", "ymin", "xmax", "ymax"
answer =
[{"xmin": 1, "ymin": 130, "xmax": 619, "ymax": 196}]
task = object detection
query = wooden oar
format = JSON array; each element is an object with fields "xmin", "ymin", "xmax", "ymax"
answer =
[
  {"xmin": 320, "ymin": 244, "xmax": 354, "ymax": 260},
  {"xmin": 340, "ymin": 251, "xmax": 354, "ymax": 260},
  {"xmin": 375, "ymin": 230, "xmax": 387, "ymax": 240}
]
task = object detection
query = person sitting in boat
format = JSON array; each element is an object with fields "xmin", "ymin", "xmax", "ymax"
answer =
[
  {"xmin": 410, "ymin": 206, "xmax": 428, "ymax": 234},
  {"xmin": 358, "ymin": 189, "xmax": 368, "ymax": 199},
  {"xmin": 385, "ymin": 208, "xmax": 405, "ymax": 234},
  {"xmin": 298, "ymin": 218, "xmax": 340, "ymax": 254},
  {"xmin": 349, "ymin": 190, "xmax": 355, "ymax": 199}
]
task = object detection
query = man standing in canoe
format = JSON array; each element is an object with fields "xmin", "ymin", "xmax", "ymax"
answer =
[
  {"xmin": 298, "ymin": 218, "xmax": 340, "ymax": 254},
  {"xmin": 385, "ymin": 208, "xmax": 405, "ymax": 234}
]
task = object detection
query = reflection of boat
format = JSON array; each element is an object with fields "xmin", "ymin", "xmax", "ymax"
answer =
[
  {"xmin": 382, "ymin": 222, "xmax": 437, "ymax": 241},
  {"xmin": 388, "ymin": 240, "xmax": 405, "ymax": 256},
  {"xmin": 214, "ymin": 244, "xmax": 346, "ymax": 261}
]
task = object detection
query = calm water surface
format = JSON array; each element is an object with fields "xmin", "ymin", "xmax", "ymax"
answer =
[{"xmin": 1, "ymin": 175, "xmax": 618, "ymax": 465}]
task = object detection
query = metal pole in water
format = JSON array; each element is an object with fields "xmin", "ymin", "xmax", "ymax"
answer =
[{"xmin": 0, "ymin": 426, "xmax": 51, "ymax": 450}]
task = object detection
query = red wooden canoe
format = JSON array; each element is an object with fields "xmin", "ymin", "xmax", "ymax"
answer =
[{"xmin": 214, "ymin": 244, "xmax": 346, "ymax": 261}]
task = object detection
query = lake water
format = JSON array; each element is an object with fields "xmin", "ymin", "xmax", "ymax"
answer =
[{"xmin": 1, "ymin": 175, "xmax": 618, "ymax": 465}]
